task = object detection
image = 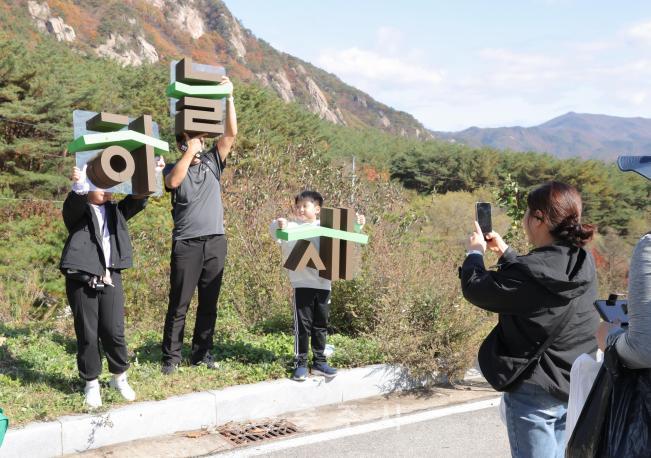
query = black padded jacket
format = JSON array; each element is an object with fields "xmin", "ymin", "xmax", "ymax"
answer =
[
  {"xmin": 460, "ymin": 243, "xmax": 599, "ymax": 401},
  {"xmin": 59, "ymin": 192, "xmax": 147, "ymax": 277}
]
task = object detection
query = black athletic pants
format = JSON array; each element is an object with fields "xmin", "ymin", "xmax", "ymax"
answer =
[
  {"xmin": 162, "ymin": 234, "xmax": 227, "ymax": 365},
  {"xmin": 66, "ymin": 271, "xmax": 129, "ymax": 381},
  {"xmin": 293, "ymin": 287, "xmax": 331, "ymax": 364}
]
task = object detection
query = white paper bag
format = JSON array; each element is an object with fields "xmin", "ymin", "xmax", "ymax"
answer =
[{"xmin": 565, "ymin": 351, "xmax": 603, "ymax": 445}]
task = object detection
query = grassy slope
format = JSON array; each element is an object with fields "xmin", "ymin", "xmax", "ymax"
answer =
[{"xmin": 0, "ymin": 320, "xmax": 382, "ymax": 425}]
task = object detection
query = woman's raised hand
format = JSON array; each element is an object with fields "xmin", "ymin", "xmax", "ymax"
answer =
[
  {"xmin": 467, "ymin": 221, "xmax": 487, "ymax": 254},
  {"xmin": 485, "ymin": 231, "xmax": 509, "ymax": 257}
]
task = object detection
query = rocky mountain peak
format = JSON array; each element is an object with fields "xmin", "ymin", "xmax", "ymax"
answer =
[
  {"xmin": 95, "ymin": 33, "xmax": 159, "ymax": 67},
  {"xmin": 28, "ymin": 1, "xmax": 75, "ymax": 42},
  {"xmin": 174, "ymin": 4, "xmax": 205, "ymax": 40},
  {"xmin": 257, "ymin": 71, "xmax": 295, "ymax": 102},
  {"xmin": 304, "ymin": 76, "xmax": 346, "ymax": 125},
  {"xmin": 18, "ymin": 0, "xmax": 429, "ymax": 139},
  {"xmin": 220, "ymin": 13, "xmax": 247, "ymax": 60}
]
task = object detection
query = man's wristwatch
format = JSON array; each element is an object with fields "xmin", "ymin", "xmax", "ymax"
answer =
[{"xmin": 466, "ymin": 250, "xmax": 484, "ymax": 257}]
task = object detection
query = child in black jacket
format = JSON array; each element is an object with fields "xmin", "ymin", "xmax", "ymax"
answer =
[{"xmin": 60, "ymin": 163, "xmax": 160, "ymax": 407}]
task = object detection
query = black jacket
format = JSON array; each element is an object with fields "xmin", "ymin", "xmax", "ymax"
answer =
[
  {"xmin": 460, "ymin": 243, "xmax": 599, "ymax": 401},
  {"xmin": 59, "ymin": 192, "xmax": 147, "ymax": 277}
]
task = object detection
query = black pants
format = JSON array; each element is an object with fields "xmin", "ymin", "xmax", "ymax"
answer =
[
  {"xmin": 66, "ymin": 271, "xmax": 129, "ymax": 381},
  {"xmin": 293, "ymin": 288, "xmax": 331, "ymax": 364},
  {"xmin": 162, "ymin": 234, "xmax": 227, "ymax": 365}
]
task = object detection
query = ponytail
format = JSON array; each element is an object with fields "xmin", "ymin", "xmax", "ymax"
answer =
[
  {"xmin": 527, "ymin": 181, "xmax": 595, "ymax": 248},
  {"xmin": 550, "ymin": 217, "xmax": 594, "ymax": 248}
]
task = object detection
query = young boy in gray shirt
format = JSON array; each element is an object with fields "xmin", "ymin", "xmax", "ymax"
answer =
[{"xmin": 270, "ymin": 191, "xmax": 365, "ymax": 381}]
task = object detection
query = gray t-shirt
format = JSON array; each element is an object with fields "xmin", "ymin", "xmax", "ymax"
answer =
[{"xmin": 165, "ymin": 151, "xmax": 225, "ymax": 240}]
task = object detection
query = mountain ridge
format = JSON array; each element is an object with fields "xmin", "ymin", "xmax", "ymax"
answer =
[{"xmin": 434, "ymin": 112, "xmax": 651, "ymax": 161}]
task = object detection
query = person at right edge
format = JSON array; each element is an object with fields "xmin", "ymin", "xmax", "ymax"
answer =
[
  {"xmin": 595, "ymin": 157, "xmax": 651, "ymax": 366},
  {"xmin": 459, "ymin": 181, "xmax": 599, "ymax": 458},
  {"xmin": 593, "ymin": 156, "xmax": 651, "ymax": 449},
  {"xmin": 161, "ymin": 76, "xmax": 236, "ymax": 375}
]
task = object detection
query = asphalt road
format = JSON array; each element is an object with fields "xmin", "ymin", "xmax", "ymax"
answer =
[{"xmin": 220, "ymin": 404, "xmax": 511, "ymax": 458}]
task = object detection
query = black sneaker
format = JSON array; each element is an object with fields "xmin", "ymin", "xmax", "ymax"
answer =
[
  {"xmin": 192, "ymin": 353, "xmax": 218, "ymax": 369},
  {"xmin": 312, "ymin": 361, "xmax": 337, "ymax": 378},
  {"xmin": 291, "ymin": 365, "xmax": 308, "ymax": 382},
  {"xmin": 161, "ymin": 362, "xmax": 178, "ymax": 375}
]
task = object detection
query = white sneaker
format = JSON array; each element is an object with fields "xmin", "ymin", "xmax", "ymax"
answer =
[
  {"xmin": 109, "ymin": 372, "xmax": 136, "ymax": 401},
  {"xmin": 84, "ymin": 379, "xmax": 102, "ymax": 408}
]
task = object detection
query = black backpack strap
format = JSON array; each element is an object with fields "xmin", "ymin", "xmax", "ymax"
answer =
[
  {"xmin": 200, "ymin": 146, "xmax": 224, "ymax": 182},
  {"xmin": 170, "ymin": 187, "xmax": 177, "ymax": 209}
]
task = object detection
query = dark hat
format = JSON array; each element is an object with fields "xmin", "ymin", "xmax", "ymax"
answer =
[{"xmin": 617, "ymin": 155, "xmax": 651, "ymax": 180}]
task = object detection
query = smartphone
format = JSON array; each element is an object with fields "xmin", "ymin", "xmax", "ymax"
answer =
[
  {"xmin": 475, "ymin": 202, "xmax": 492, "ymax": 235},
  {"xmin": 593, "ymin": 296, "xmax": 628, "ymax": 324}
]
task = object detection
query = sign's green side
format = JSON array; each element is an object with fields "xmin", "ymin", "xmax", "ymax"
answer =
[
  {"xmin": 0, "ymin": 407, "xmax": 7, "ymax": 446},
  {"xmin": 165, "ymin": 81, "xmax": 233, "ymax": 99},
  {"xmin": 68, "ymin": 131, "xmax": 170, "ymax": 154},
  {"xmin": 276, "ymin": 227, "xmax": 368, "ymax": 244}
]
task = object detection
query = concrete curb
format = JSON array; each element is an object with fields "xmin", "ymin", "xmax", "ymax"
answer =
[{"xmin": 2, "ymin": 364, "xmax": 419, "ymax": 457}]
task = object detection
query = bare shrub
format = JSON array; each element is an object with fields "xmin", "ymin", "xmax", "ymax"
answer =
[
  {"xmin": 372, "ymin": 233, "xmax": 492, "ymax": 381},
  {"xmin": 592, "ymin": 229, "xmax": 631, "ymax": 297}
]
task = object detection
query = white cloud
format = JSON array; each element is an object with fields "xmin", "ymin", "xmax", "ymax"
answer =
[
  {"xmin": 630, "ymin": 91, "xmax": 648, "ymax": 106},
  {"xmin": 570, "ymin": 40, "xmax": 616, "ymax": 53},
  {"xmin": 616, "ymin": 90, "xmax": 648, "ymax": 106},
  {"xmin": 590, "ymin": 58, "xmax": 651, "ymax": 78},
  {"xmin": 310, "ymin": 21, "xmax": 651, "ymax": 131},
  {"xmin": 317, "ymin": 47, "xmax": 443, "ymax": 85},
  {"xmin": 376, "ymin": 26, "xmax": 403, "ymax": 55},
  {"xmin": 627, "ymin": 20, "xmax": 651, "ymax": 43},
  {"xmin": 477, "ymin": 48, "xmax": 564, "ymax": 86},
  {"xmin": 480, "ymin": 48, "xmax": 560, "ymax": 67}
]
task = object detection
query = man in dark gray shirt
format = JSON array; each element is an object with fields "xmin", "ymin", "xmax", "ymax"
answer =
[{"xmin": 161, "ymin": 76, "xmax": 237, "ymax": 374}]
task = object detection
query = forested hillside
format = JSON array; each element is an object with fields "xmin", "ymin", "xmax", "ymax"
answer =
[{"xmin": 1, "ymin": 35, "xmax": 648, "ymax": 234}]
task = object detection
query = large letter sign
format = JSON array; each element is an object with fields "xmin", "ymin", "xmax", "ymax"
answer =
[
  {"xmin": 68, "ymin": 110, "xmax": 169, "ymax": 195},
  {"xmin": 275, "ymin": 207, "xmax": 368, "ymax": 281},
  {"xmin": 166, "ymin": 57, "xmax": 232, "ymax": 137}
]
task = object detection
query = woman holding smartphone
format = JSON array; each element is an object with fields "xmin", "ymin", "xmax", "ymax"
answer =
[{"xmin": 459, "ymin": 181, "xmax": 599, "ymax": 458}]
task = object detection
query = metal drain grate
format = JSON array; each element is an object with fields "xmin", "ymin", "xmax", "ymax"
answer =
[{"xmin": 217, "ymin": 419, "xmax": 300, "ymax": 445}]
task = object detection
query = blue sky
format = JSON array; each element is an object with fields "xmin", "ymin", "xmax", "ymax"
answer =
[{"xmin": 225, "ymin": 1, "xmax": 651, "ymax": 131}]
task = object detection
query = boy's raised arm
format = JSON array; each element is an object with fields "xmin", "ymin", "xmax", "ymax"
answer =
[
  {"xmin": 355, "ymin": 213, "xmax": 366, "ymax": 233},
  {"xmin": 63, "ymin": 166, "xmax": 88, "ymax": 231},
  {"xmin": 269, "ymin": 217, "xmax": 288, "ymax": 241}
]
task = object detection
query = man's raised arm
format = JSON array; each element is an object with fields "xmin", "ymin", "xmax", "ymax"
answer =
[
  {"xmin": 164, "ymin": 137, "xmax": 203, "ymax": 190},
  {"xmin": 217, "ymin": 76, "xmax": 237, "ymax": 162}
]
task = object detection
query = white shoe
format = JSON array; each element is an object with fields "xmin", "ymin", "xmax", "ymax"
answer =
[
  {"xmin": 109, "ymin": 372, "xmax": 136, "ymax": 401},
  {"xmin": 84, "ymin": 379, "xmax": 102, "ymax": 408}
]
